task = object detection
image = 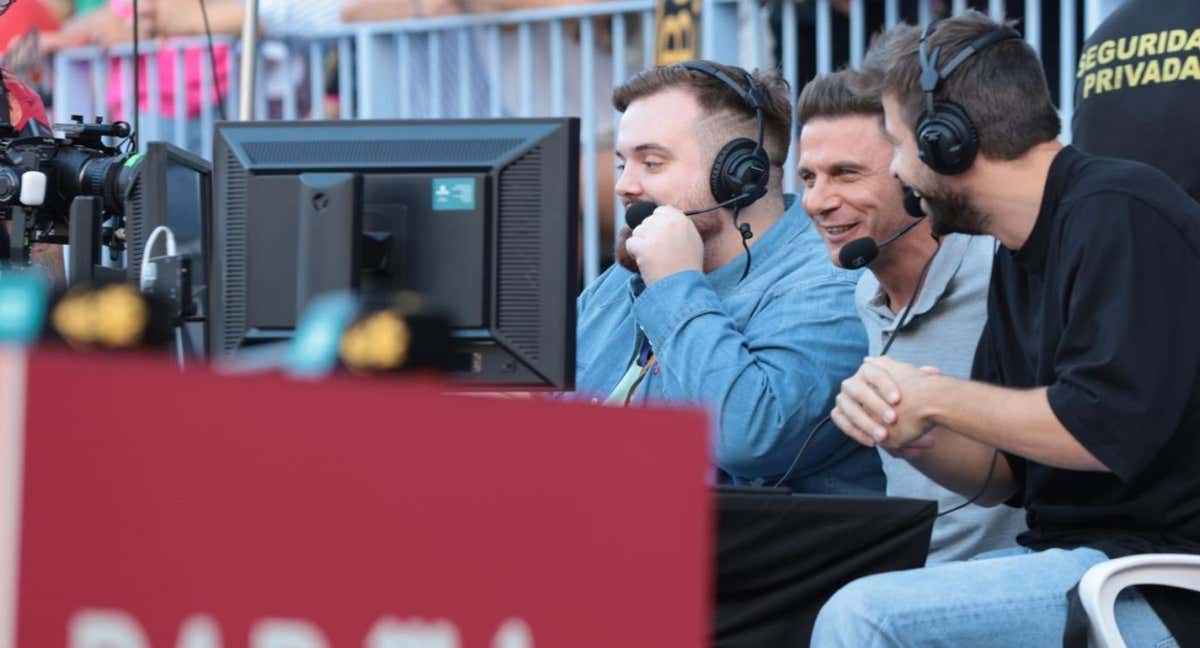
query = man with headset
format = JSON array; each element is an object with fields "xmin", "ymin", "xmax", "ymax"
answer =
[
  {"xmin": 573, "ymin": 60, "xmax": 882, "ymax": 494},
  {"xmin": 796, "ymin": 68, "xmax": 1026, "ymax": 564},
  {"xmin": 813, "ymin": 12, "xmax": 1200, "ymax": 645}
]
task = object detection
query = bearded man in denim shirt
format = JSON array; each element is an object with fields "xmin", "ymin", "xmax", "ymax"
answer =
[{"xmin": 573, "ymin": 61, "xmax": 882, "ymax": 494}]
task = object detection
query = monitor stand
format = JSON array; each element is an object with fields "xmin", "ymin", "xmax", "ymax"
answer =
[{"xmin": 67, "ymin": 196, "xmax": 124, "ymax": 287}]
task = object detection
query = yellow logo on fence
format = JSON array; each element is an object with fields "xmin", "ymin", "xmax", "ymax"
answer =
[{"xmin": 656, "ymin": 0, "xmax": 702, "ymax": 66}]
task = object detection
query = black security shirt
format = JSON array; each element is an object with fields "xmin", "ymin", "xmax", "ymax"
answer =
[
  {"xmin": 1072, "ymin": 0, "xmax": 1200, "ymax": 202},
  {"xmin": 972, "ymin": 146, "xmax": 1200, "ymax": 555}
]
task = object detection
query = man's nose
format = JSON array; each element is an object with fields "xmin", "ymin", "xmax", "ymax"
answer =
[
  {"xmin": 615, "ymin": 165, "xmax": 641, "ymax": 199},
  {"xmin": 802, "ymin": 175, "xmax": 840, "ymax": 216}
]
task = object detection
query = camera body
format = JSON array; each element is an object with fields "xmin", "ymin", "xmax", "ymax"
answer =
[{"xmin": 1, "ymin": 116, "xmax": 138, "ymax": 259}]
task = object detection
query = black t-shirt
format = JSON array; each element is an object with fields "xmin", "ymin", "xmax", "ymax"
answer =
[
  {"xmin": 972, "ymin": 146, "xmax": 1200, "ymax": 556},
  {"xmin": 1072, "ymin": 0, "xmax": 1200, "ymax": 202}
]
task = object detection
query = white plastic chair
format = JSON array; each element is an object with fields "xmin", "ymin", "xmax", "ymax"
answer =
[{"xmin": 1078, "ymin": 553, "xmax": 1200, "ymax": 647}]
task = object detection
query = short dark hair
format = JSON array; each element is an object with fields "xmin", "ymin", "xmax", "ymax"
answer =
[
  {"xmin": 865, "ymin": 11, "xmax": 1060, "ymax": 160},
  {"xmin": 612, "ymin": 61, "xmax": 793, "ymax": 167},
  {"xmin": 797, "ymin": 68, "xmax": 882, "ymax": 127}
]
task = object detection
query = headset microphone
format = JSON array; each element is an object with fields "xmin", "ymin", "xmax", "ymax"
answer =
[
  {"xmin": 621, "ymin": 61, "xmax": 770, "ymax": 281},
  {"xmin": 837, "ymin": 187, "xmax": 928, "ymax": 269},
  {"xmin": 624, "ymin": 197, "xmax": 751, "ymax": 230},
  {"xmin": 916, "ymin": 20, "xmax": 1022, "ymax": 175},
  {"xmin": 625, "ymin": 198, "xmax": 758, "ymax": 279},
  {"xmin": 838, "ymin": 237, "xmax": 882, "ymax": 270}
]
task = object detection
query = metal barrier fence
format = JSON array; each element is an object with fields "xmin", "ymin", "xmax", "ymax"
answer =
[{"xmin": 51, "ymin": 0, "xmax": 1118, "ymax": 285}]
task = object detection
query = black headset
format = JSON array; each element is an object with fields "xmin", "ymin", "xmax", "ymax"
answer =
[
  {"xmin": 677, "ymin": 60, "xmax": 771, "ymax": 211},
  {"xmin": 916, "ymin": 20, "xmax": 1021, "ymax": 175}
]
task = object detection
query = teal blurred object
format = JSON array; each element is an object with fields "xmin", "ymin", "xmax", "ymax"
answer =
[
  {"xmin": 286, "ymin": 292, "xmax": 359, "ymax": 378},
  {"xmin": 0, "ymin": 271, "xmax": 49, "ymax": 345}
]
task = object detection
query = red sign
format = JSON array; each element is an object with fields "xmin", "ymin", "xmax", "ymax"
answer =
[
  {"xmin": 1, "ymin": 349, "xmax": 27, "ymax": 648},
  {"xmin": 8, "ymin": 350, "xmax": 711, "ymax": 647}
]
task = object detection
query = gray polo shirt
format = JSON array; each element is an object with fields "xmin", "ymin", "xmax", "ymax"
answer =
[{"xmin": 856, "ymin": 233, "xmax": 1027, "ymax": 563}]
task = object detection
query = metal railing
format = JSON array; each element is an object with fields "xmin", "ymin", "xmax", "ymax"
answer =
[
  {"xmin": 50, "ymin": 0, "xmax": 1117, "ymax": 285},
  {"xmin": 53, "ymin": 36, "xmax": 238, "ymax": 154}
]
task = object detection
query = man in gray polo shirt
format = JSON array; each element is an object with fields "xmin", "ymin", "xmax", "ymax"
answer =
[{"xmin": 796, "ymin": 69, "xmax": 1025, "ymax": 562}]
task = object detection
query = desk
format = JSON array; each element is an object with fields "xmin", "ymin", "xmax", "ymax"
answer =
[{"xmin": 716, "ymin": 489, "xmax": 936, "ymax": 647}]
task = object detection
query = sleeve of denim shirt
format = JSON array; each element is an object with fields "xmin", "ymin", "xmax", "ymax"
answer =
[{"xmin": 633, "ymin": 269, "xmax": 868, "ymax": 480}]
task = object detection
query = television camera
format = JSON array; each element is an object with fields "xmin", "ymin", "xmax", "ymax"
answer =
[{"xmin": 0, "ymin": 115, "xmax": 136, "ymax": 265}]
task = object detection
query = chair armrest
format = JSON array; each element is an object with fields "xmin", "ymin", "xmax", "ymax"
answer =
[{"xmin": 1078, "ymin": 553, "xmax": 1200, "ymax": 648}]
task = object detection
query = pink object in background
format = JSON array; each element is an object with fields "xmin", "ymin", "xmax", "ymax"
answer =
[{"xmin": 106, "ymin": 0, "xmax": 230, "ymax": 119}]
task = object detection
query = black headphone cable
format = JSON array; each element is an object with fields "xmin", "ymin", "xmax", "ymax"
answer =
[
  {"xmin": 769, "ymin": 251, "xmax": 928, "ymax": 490},
  {"xmin": 770, "ymin": 250, "xmax": 934, "ymax": 488},
  {"xmin": 769, "ymin": 241, "xmax": 997, "ymax": 515}
]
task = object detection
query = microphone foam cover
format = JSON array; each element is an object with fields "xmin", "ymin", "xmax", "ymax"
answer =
[
  {"xmin": 839, "ymin": 237, "xmax": 880, "ymax": 270},
  {"xmin": 625, "ymin": 201, "xmax": 658, "ymax": 229}
]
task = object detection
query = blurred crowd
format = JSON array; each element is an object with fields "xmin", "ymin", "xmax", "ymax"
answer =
[{"xmin": 0, "ymin": 0, "xmax": 603, "ymax": 116}]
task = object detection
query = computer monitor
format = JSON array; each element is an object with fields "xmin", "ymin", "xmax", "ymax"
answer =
[
  {"xmin": 125, "ymin": 142, "xmax": 212, "ymax": 286},
  {"xmin": 210, "ymin": 118, "xmax": 579, "ymax": 388},
  {"xmin": 123, "ymin": 141, "xmax": 212, "ymax": 354}
]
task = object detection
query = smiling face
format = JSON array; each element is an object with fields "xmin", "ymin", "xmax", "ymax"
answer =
[
  {"xmin": 612, "ymin": 87, "xmax": 724, "ymax": 271},
  {"xmin": 798, "ymin": 114, "xmax": 909, "ymax": 266},
  {"xmin": 881, "ymin": 93, "xmax": 989, "ymax": 236}
]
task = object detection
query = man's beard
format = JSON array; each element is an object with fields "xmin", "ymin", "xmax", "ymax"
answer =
[
  {"xmin": 615, "ymin": 225, "xmax": 640, "ymax": 272},
  {"xmin": 920, "ymin": 183, "xmax": 989, "ymax": 237},
  {"xmin": 613, "ymin": 182, "xmax": 724, "ymax": 273},
  {"xmin": 614, "ymin": 204, "xmax": 723, "ymax": 273}
]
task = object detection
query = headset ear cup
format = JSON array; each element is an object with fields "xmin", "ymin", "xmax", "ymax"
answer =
[
  {"xmin": 710, "ymin": 137, "xmax": 769, "ymax": 207},
  {"xmin": 916, "ymin": 101, "xmax": 979, "ymax": 175},
  {"xmin": 710, "ymin": 139, "xmax": 748, "ymax": 204}
]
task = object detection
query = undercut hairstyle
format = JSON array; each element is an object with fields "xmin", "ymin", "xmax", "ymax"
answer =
[
  {"xmin": 612, "ymin": 61, "xmax": 793, "ymax": 170},
  {"xmin": 861, "ymin": 10, "xmax": 1060, "ymax": 160}
]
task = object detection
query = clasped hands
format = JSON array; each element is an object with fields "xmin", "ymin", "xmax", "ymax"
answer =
[{"xmin": 831, "ymin": 356, "xmax": 943, "ymax": 459}]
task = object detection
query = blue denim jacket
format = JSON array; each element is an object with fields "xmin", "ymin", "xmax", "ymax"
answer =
[{"xmin": 574, "ymin": 195, "xmax": 883, "ymax": 494}]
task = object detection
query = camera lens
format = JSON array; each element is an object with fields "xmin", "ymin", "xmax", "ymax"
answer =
[{"xmin": 0, "ymin": 167, "xmax": 19, "ymax": 202}]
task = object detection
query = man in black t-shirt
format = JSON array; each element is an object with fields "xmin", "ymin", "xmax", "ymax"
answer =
[
  {"xmin": 812, "ymin": 11, "xmax": 1200, "ymax": 647},
  {"xmin": 1073, "ymin": 0, "xmax": 1200, "ymax": 202}
]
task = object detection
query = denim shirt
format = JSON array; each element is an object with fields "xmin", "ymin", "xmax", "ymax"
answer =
[{"xmin": 573, "ymin": 195, "xmax": 883, "ymax": 494}]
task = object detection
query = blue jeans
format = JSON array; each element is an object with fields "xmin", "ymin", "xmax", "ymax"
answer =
[{"xmin": 811, "ymin": 546, "xmax": 1176, "ymax": 647}]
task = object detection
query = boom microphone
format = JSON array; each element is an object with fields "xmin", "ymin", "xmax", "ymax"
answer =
[
  {"xmin": 838, "ymin": 237, "xmax": 881, "ymax": 270},
  {"xmin": 623, "ymin": 197, "xmax": 757, "ymax": 281},
  {"xmin": 624, "ymin": 196, "xmax": 754, "ymax": 230},
  {"xmin": 837, "ymin": 187, "xmax": 928, "ymax": 269}
]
